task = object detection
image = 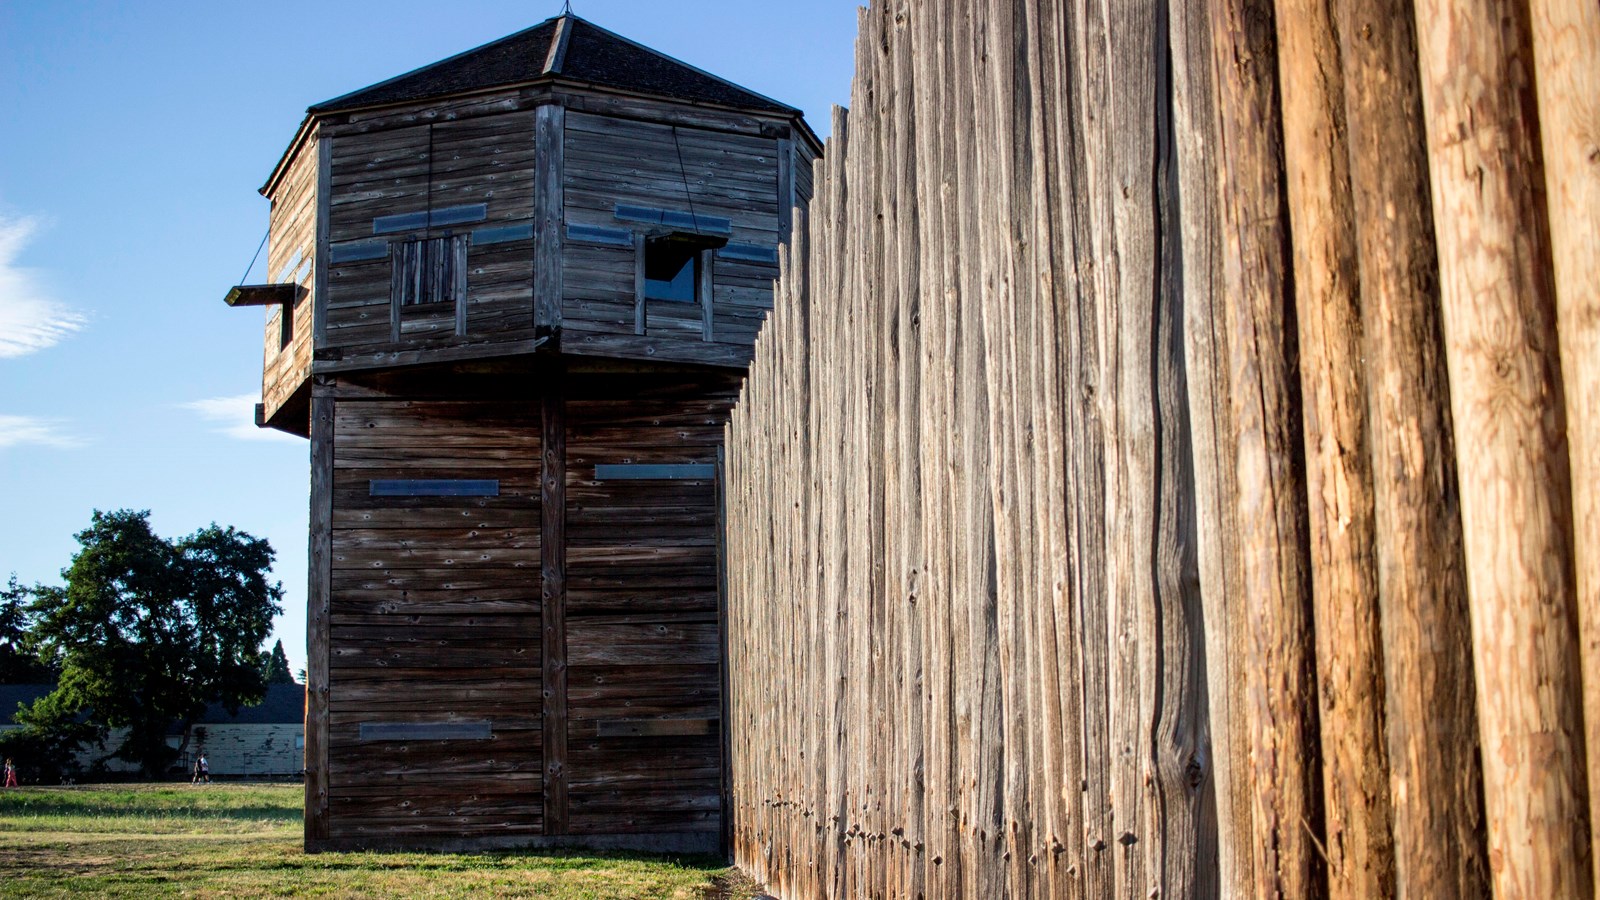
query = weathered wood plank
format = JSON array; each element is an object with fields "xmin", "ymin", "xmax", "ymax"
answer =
[
  {"xmin": 535, "ymin": 103, "xmax": 565, "ymax": 340},
  {"xmin": 541, "ymin": 367, "xmax": 568, "ymax": 836},
  {"xmin": 305, "ymin": 387, "xmax": 335, "ymax": 850}
]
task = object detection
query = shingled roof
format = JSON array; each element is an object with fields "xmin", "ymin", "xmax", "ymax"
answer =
[{"xmin": 310, "ymin": 14, "xmax": 796, "ymax": 116}]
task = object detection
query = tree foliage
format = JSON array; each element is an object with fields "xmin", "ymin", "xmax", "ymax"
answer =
[
  {"xmin": 21, "ymin": 510, "xmax": 284, "ymax": 777},
  {"xmin": 262, "ymin": 639, "xmax": 295, "ymax": 685},
  {"xmin": 0, "ymin": 576, "xmax": 54, "ymax": 683}
]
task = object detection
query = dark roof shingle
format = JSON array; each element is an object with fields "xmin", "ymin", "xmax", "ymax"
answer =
[{"xmin": 310, "ymin": 15, "xmax": 795, "ymax": 116}]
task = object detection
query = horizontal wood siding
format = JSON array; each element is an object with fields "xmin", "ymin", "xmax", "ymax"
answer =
[
  {"xmin": 328, "ymin": 396, "xmax": 543, "ymax": 842},
  {"xmin": 323, "ymin": 100, "xmax": 539, "ymax": 355},
  {"xmin": 563, "ymin": 372, "xmax": 740, "ymax": 836},
  {"xmin": 262, "ymin": 128, "xmax": 319, "ymax": 424},
  {"xmin": 561, "ymin": 110, "xmax": 781, "ymax": 368}
]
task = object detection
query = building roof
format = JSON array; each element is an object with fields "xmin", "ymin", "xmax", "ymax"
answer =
[
  {"xmin": 0, "ymin": 683, "xmax": 304, "ymax": 728},
  {"xmin": 309, "ymin": 14, "xmax": 797, "ymax": 116},
  {"xmin": 0, "ymin": 684, "xmax": 53, "ymax": 720},
  {"xmin": 193, "ymin": 683, "xmax": 305, "ymax": 726}
]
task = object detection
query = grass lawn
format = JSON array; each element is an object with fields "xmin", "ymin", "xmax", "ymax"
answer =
[{"xmin": 0, "ymin": 783, "xmax": 757, "ymax": 898}]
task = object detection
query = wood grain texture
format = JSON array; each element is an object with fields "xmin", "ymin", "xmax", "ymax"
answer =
[
  {"xmin": 1334, "ymin": 0, "xmax": 1491, "ymax": 893},
  {"xmin": 1167, "ymin": 0, "xmax": 1249, "ymax": 892},
  {"xmin": 1414, "ymin": 0, "xmax": 1593, "ymax": 895},
  {"xmin": 304, "ymin": 387, "xmax": 335, "ymax": 850},
  {"xmin": 1273, "ymin": 2, "xmax": 1395, "ymax": 895},
  {"xmin": 541, "ymin": 368, "xmax": 568, "ymax": 835},
  {"xmin": 1529, "ymin": 0, "xmax": 1600, "ymax": 882},
  {"xmin": 536, "ymin": 104, "xmax": 565, "ymax": 341},
  {"xmin": 1206, "ymin": 0, "xmax": 1328, "ymax": 894},
  {"xmin": 725, "ymin": 0, "xmax": 1212, "ymax": 895}
]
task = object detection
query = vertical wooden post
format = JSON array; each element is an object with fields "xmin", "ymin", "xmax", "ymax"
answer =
[
  {"xmin": 534, "ymin": 103, "xmax": 565, "ymax": 342},
  {"xmin": 313, "ymin": 132, "xmax": 331, "ymax": 346},
  {"xmin": 1334, "ymin": 0, "xmax": 1490, "ymax": 893},
  {"xmin": 1274, "ymin": 1, "xmax": 1395, "ymax": 895},
  {"xmin": 1413, "ymin": 0, "xmax": 1592, "ymax": 895},
  {"xmin": 304, "ymin": 382, "xmax": 334, "ymax": 851},
  {"xmin": 633, "ymin": 232, "xmax": 646, "ymax": 336},
  {"xmin": 540, "ymin": 364, "xmax": 568, "ymax": 836},
  {"xmin": 1208, "ymin": 0, "xmax": 1325, "ymax": 894},
  {"xmin": 777, "ymin": 136, "xmax": 795, "ymax": 245},
  {"xmin": 700, "ymin": 249, "xmax": 715, "ymax": 342},
  {"xmin": 716, "ymin": 443, "xmax": 732, "ymax": 858},
  {"xmin": 1530, "ymin": 1, "xmax": 1600, "ymax": 879}
]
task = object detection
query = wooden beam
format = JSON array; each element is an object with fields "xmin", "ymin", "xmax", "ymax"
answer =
[
  {"xmin": 453, "ymin": 231, "xmax": 468, "ymax": 337},
  {"xmin": 540, "ymin": 365, "xmax": 568, "ymax": 836},
  {"xmin": 1530, "ymin": 1, "xmax": 1600, "ymax": 881},
  {"xmin": 313, "ymin": 133, "xmax": 331, "ymax": 345},
  {"xmin": 700, "ymin": 249, "xmax": 714, "ymax": 342},
  {"xmin": 535, "ymin": 103, "xmax": 566, "ymax": 343},
  {"xmin": 1274, "ymin": 0, "xmax": 1395, "ymax": 894},
  {"xmin": 776, "ymin": 137, "xmax": 794, "ymax": 244},
  {"xmin": 222, "ymin": 283, "xmax": 302, "ymax": 308},
  {"xmin": 310, "ymin": 336, "xmax": 548, "ymax": 375},
  {"xmin": 304, "ymin": 384, "xmax": 334, "ymax": 851},
  {"xmin": 1413, "ymin": 0, "xmax": 1591, "ymax": 894},
  {"xmin": 543, "ymin": 15, "xmax": 572, "ymax": 75},
  {"xmin": 716, "ymin": 443, "xmax": 731, "ymax": 858},
  {"xmin": 634, "ymin": 232, "xmax": 647, "ymax": 335},
  {"xmin": 1333, "ymin": 0, "xmax": 1490, "ymax": 892},
  {"xmin": 1208, "ymin": 0, "xmax": 1325, "ymax": 892}
]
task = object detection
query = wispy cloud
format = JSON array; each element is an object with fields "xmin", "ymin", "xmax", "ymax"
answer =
[
  {"xmin": 0, "ymin": 214, "xmax": 85, "ymax": 358},
  {"xmin": 183, "ymin": 394, "xmax": 297, "ymax": 442},
  {"xmin": 0, "ymin": 415, "xmax": 85, "ymax": 450}
]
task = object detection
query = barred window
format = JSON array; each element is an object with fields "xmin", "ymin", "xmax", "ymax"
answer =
[{"xmin": 392, "ymin": 235, "xmax": 467, "ymax": 307}]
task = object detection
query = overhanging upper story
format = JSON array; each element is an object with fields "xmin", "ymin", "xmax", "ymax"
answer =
[{"xmin": 237, "ymin": 14, "xmax": 821, "ymax": 436}]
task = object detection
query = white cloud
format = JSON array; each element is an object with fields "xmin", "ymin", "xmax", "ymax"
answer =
[
  {"xmin": 0, "ymin": 415, "xmax": 85, "ymax": 449},
  {"xmin": 182, "ymin": 394, "xmax": 298, "ymax": 442},
  {"xmin": 0, "ymin": 215, "xmax": 85, "ymax": 358}
]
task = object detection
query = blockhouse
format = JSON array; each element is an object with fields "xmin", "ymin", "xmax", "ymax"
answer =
[{"xmin": 228, "ymin": 14, "xmax": 819, "ymax": 853}]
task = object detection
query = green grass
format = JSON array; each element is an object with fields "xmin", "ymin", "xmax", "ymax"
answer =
[{"xmin": 0, "ymin": 784, "xmax": 757, "ymax": 898}]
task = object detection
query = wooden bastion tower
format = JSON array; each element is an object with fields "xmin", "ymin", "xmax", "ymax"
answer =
[{"xmin": 227, "ymin": 14, "xmax": 819, "ymax": 853}]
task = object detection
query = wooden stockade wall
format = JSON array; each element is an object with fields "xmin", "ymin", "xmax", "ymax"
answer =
[{"xmin": 724, "ymin": 0, "xmax": 1599, "ymax": 897}]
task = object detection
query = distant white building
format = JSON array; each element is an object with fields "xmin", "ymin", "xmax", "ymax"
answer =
[{"xmin": 0, "ymin": 683, "xmax": 305, "ymax": 778}]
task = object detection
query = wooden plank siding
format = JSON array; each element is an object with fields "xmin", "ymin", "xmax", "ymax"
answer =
[
  {"xmin": 562, "ymin": 371, "xmax": 740, "ymax": 838},
  {"xmin": 322, "ymin": 105, "xmax": 540, "ymax": 356},
  {"xmin": 325, "ymin": 393, "xmax": 544, "ymax": 845},
  {"xmin": 310, "ymin": 367, "xmax": 738, "ymax": 852},
  {"xmin": 261, "ymin": 126, "xmax": 320, "ymax": 429},
  {"xmin": 560, "ymin": 110, "xmax": 785, "ymax": 368},
  {"xmin": 296, "ymin": 90, "xmax": 813, "ymax": 377}
]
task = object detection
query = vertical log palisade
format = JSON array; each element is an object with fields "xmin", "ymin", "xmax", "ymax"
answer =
[
  {"xmin": 725, "ymin": 0, "xmax": 1598, "ymax": 898},
  {"xmin": 229, "ymin": 2, "xmax": 1600, "ymax": 895}
]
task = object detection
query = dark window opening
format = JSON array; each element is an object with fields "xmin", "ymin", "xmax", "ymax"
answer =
[
  {"xmin": 393, "ymin": 235, "xmax": 467, "ymax": 307},
  {"xmin": 277, "ymin": 301, "xmax": 294, "ymax": 350},
  {"xmin": 644, "ymin": 238, "xmax": 699, "ymax": 303}
]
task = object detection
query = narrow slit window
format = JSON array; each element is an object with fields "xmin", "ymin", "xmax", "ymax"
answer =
[
  {"xmin": 643, "ymin": 237, "xmax": 700, "ymax": 303},
  {"xmin": 392, "ymin": 235, "xmax": 467, "ymax": 307}
]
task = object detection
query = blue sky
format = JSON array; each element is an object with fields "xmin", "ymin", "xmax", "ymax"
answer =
[{"xmin": 0, "ymin": 1, "xmax": 858, "ymax": 675}]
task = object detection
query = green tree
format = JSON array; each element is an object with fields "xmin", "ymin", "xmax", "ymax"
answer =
[
  {"xmin": 23, "ymin": 510, "xmax": 284, "ymax": 777},
  {"xmin": 0, "ymin": 576, "xmax": 55, "ymax": 683},
  {"xmin": 262, "ymin": 639, "xmax": 295, "ymax": 685}
]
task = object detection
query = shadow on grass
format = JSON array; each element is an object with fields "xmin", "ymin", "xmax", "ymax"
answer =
[{"xmin": 0, "ymin": 798, "xmax": 296, "ymax": 824}]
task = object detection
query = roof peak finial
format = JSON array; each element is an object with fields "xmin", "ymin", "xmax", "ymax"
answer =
[{"xmin": 561, "ymin": 0, "xmax": 572, "ymax": 16}]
